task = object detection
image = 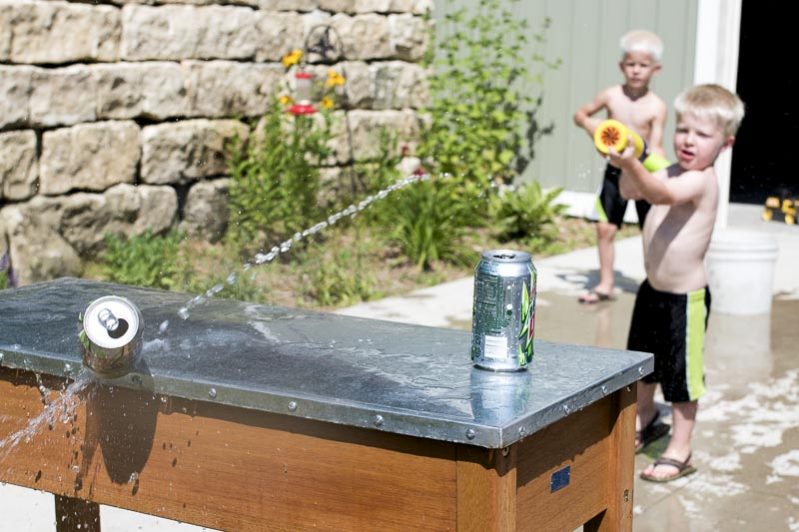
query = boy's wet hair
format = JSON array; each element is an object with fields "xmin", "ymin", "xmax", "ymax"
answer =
[
  {"xmin": 620, "ymin": 30, "xmax": 663, "ymax": 62},
  {"xmin": 674, "ymin": 84, "xmax": 745, "ymax": 137}
]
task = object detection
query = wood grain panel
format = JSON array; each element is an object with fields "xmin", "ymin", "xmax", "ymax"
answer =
[
  {"xmin": 456, "ymin": 444, "xmax": 517, "ymax": 531},
  {"xmin": 0, "ymin": 368, "xmax": 459, "ymax": 531},
  {"xmin": 514, "ymin": 395, "xmax": 613, "ymax": 531}
]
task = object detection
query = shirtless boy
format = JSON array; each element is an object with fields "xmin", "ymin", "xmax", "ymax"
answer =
[
  {"xmin": 609, "ymin": 83, "xmax": 745, "ymax": 482},
  {"xmin": 574, "ymin": 30, "xmax": 667, "ymax": 303}
]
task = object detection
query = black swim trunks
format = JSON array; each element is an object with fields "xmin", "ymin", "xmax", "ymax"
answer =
[
  {"xmin": 595, "ymin": 165, "xmax": 650, "ymax": 229},
  {"xmin": 627, "ymin": 280, "xmax": 711, "ymax": 403}
]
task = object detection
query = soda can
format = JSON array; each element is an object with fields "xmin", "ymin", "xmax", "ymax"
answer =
[
  {"xmin": 79, "ymin": 295, "xmax": 144, "ymax": 379},
  {"xmin": 471, "ymin": 250, "xmax": 537, "ymax": 371}
]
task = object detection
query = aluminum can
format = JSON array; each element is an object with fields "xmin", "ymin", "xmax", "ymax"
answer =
[
  {"xmin": 79, "ymin": 295, "xmax": 144, "ymax": 379},
  {"xmin": 471, "ymin": 250, "xmax": 537, "ymax": 371}
]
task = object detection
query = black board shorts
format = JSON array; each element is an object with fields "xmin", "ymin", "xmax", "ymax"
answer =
[
  {"xmin": 595, "ymin": 164, "xmax": 651, "ymax": 229},
  {"xmin": 627, "ymin": 280, "xmax": 711, "ymax": 402}
]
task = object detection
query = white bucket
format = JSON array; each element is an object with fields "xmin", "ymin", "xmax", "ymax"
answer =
[{"xmin": 706, "ymin": 229, "xmax": 779, "ymax": 315}]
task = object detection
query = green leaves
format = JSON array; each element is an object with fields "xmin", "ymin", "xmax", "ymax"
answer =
[
  {"xmin": 226, "ymin": 99, "xmax": 334, "ymax": 255},
  {"xmin": 99, "ymin": 230, "xmax": 183, "ymax": 290},
  {"xmin": 490, "ymin": 181, "xmax": 567, "ymax": 250}
]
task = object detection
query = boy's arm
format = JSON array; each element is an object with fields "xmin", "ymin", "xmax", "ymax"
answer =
[
  {"xmin": 610, "ymin": 143, "xmax": 705, "ymax": 206},
  {"xmin": 574, "ymin": 89, "xmax": 609, "ymax": 137},
  {"xmin": 647, "ymin": 100, "xmax": 668, "ymax": 156}
]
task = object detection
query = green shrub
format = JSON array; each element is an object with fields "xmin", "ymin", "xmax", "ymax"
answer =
[
  {"xmin": 227, "ymin": 99, "xmax": 334, "ymax": 254},
  {"xmin": 99, "ymin": 230, "xmax": 183, "ymax": 290},
  {"xmin": 301, "ymin": 242, "xmax": 376, "ymax": 306},
  {"xmin": 0, "ymin": 270, "xmax": 7, "ymax": 290},
  {"xmin": 419, "ymin": 0, "xmax": 558, "ymax": 223},
  {"xmin": 490, "ymin": 181, "xmax": 567, "ymax": 250},
  {"xmin": 384, "ymin": 177, "xmax": 474, "ymax": 270}
]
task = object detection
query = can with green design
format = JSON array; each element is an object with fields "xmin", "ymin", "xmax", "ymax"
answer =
[{"xmin": 471, "ymin": 250, "xmax": 537, "ymax": 371}]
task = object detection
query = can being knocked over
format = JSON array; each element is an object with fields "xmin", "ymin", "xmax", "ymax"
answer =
[
  {"xmin": 471, "ymin": 250, "xmax": 537, "ymax": 371},
  {"xmin": 79, "ymin": 295, "xmax": 144, "ymax": 379}
]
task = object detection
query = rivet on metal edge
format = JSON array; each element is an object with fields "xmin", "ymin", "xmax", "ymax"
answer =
[
  {"xmin": 518, "ymin": 426, "xmax": 527, "ymax": 436},
  {"xmin": 502, "ymin": 446, "xmax": 510, "ymax": 457},
  {"xmin": 465, "ymin": 429, "xmax": 476, "ymax": 440},
  {"xmin": 601, "ymin": 384, "xmax": 608, "ymax": 395},
  {"xmin": 626, "ymin": 386, "xmax": 632, "ymax": 392},
  {"xmin": 638, "ymin": 366, "xmax": 644, "ymax": 375},
  {"xmin": 562, "ymin": 404, "xmax": 570, "ymax": 414},
  {"xmin": 287, "ymin": 401, "xmax": 298, "ymax": 412},
  {"xmin": 207, "ymin": 388, "xmax": 217, "ymax": 399},
  {"xmin": 373, "ymin": 415, "xmax": 384, "ymax": 427}
]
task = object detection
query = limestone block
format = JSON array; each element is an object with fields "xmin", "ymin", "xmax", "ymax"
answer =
[
  {"xmin": 318, "ymin": 0, "xmax": 391, "ymax": 13},
  {"xmin": 410, "ymin": 0, "xmax": 432, "ymax": 15},
  {"xmin": 121, "ymin": 4, "xmax": 259, "ymax": 61},
  {"xmin": 179, "ymin": 178, "xmax": 231, "ymax": 243},
  {"xmin": 258, "ymin": 0, "xmax": 319, "ymax": 11},
  {"xmin": 253, "ymin": 12, "xmax": 305, "ymax": 62},
  {"xmin": 338, "ymin": 60, "xmax": 428, "ymax": 109},
  {"xmin": 141, "ymin": 119, "xmax": 249, "ymax": 185},
  {"xmin": 40, "ymin": 121, "xmax": 140, "ymax": 195},
  {"xmin": 0, "ymin": 7, "xmax": 11, "ymax": 60},
  {"xmin": 57, "ymin": 184, "xmax": 177, "ymax": 256},
  {"xmin": 112, "ymin": 0, "xmax": 258, "ymax": 6},
  {"xmin": 0, "ymin": 199, "xmax": 83, "ymax": 284},
  {"xmin": 0, "ymin": 2, "xmax": 120, "ymax": 64},
  {"xmin": 0, "ymin": 130, "xmax": 38, "ymax": 201},
  {"xmin": 30, "ymin": 65, "xmax": 97, "ymax": 128},
  {"xmin": 329, "ymin": 14, "xmax": 391, "ymax": 60},
  {"xmin": 183, "ymin": 61, "xmax": 283, "ymax": 117},
  {"xmin": 344, "ymin": 109, "xmax": 419, "ymax": 160},
  {"xmin": 0, "ymin": 66, "xmax": 33, "ymax": 130},
  {"xmin": 388, "ymin": 14, "xmax": 429, "ymax": 61},
  {"xmin": 94, "ymin": 62, "xmax": 188, "ymax": 120}
]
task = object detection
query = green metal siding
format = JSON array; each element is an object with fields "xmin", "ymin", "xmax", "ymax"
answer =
[{"xmin": 433, "ymin": 0, "xmax": 697, "ymax": 192}]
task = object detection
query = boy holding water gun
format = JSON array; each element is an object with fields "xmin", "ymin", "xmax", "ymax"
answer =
[{"xmin": 574, "ymin": 29, "xmax": 667, "ymax": 304}]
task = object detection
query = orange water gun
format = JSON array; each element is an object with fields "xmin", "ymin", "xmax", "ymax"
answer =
[{"xmin": 593, "ymin": 119, "xmax": 671, "ymax": 172}]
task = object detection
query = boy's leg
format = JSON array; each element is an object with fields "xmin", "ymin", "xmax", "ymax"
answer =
[
  {"xmin": 635, "ymin": 380, "xmax": 658, "ymax": 433},
  {"xmin": 581, "ymin": 165, "xmax": 625, "ymax": 303},
  {"xmin": 596, "ymin": 221, "xmax": 617, "ymax": 295},
  {"xmin": 641, "ymin": 400, "xmax": 697, "ymax": 479}
]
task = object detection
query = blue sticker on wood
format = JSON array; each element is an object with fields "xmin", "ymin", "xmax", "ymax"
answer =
[{"xmin": 550, "ymin": 465, "xmax": 570, "ymax": 493}]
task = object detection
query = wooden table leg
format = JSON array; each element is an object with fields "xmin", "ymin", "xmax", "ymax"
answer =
[
  {"xmin": 585, "ymin": 383, "xmax": 637, "ymax": 532},
  {"xmin": 456, "ymin": 444, "xmax": 517, "ymax": 531},
  {"xmin": 55, "ymin": 494, "xmax": 101, "ymax": 532}
]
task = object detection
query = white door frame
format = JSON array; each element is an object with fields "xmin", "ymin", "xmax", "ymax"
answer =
[{"xmin": 693, "ymin": 0, "xmax": 743, "ymax": 229}]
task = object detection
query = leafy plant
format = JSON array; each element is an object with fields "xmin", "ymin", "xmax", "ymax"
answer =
[
  {"xmin": 418, "ymin": 0, "xmax": 558, "ymax": 218},
  {"xmin": 99, "ymin": 230, "xmax": 183, "ymax": 290},
  {"xmin": 301, "ymin": 241, "xmax": 376, "ymax": 306},
  {"xmin": 0, "ymin": 270, "xmax": 7, "ymax": 290},
  {"xmin": 226, "ymin": 99, "xmax": 334, "ymax": 253},
  {"xmin": 384, "ymin": 177, "xmax": 474, "ymax": 270},
  {"xmin": 490, "ymin": 181, "xmax": 567, "ymax": 249}
]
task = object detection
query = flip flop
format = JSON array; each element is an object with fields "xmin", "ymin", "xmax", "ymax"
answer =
[
  {"xmin": 578, "ymin": 290, "xmax": 615, "ymax": 304},
  {"xmin": 635, "ymin": 410, "xmax": 670, "ymax": 454},
  {"xmin": 640, "ymin": 454, "xmax": 697, "ymax": 483}
]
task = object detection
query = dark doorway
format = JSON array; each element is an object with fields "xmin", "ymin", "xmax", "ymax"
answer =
[{"xmin": 731, "ymin": 0, "xmax": 798, "ymax": 204}]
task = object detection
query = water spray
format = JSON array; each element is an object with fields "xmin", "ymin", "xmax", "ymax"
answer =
[{"xmin": 79, "ymin": 296, "xmax": 143, "ymax": 378}]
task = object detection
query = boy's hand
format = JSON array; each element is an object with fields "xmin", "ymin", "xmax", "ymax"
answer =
[{"xmin": 607, "ymin": 134, "xmax": 638, "ymax": 169}]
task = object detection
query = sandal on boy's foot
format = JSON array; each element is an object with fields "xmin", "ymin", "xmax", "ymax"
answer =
[
  {"xmin": 635, "ymin": 411, "xmax": 670, "ymax": 454},
  {"xmin": 640, "ymin": 454, "xmax": 697, "ymax": 483},
  {"xmin": 578, "ymin": 290, "xmax": 615, "ymax": 304}
]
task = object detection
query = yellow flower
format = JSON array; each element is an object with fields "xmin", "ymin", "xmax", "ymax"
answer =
[
  {"xmin": 279, "ymin": 95, "xmax": 293, "ymax": 105},
  {"xmin": 325, "ymin": 69, "xmax": 345, "ymax": 87},
  {"xmin": 320, "ymin": 96, "xmax": 334, "ymax": 109},
  {"xmin": 281, "ymin": 49, "xmax": 303, "ymax": 68}
]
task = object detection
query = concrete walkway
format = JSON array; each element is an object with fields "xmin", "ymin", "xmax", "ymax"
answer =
[{"xmin": 2, "ymin": 205, "xmax": 797, "ymax": 530}]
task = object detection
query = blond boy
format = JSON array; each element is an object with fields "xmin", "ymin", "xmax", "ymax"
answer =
[
  {"xmin": 609, "ymin": 84, "xmax": 745, "ymax": 482},
  {"xmin": 574, "ymin": 30, "xmax": 667, "ymax": 303}
]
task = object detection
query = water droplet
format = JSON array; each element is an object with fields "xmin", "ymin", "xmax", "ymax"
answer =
[
  {"xmin": 159, "ymin": 320, "xmax": 170, "ymax": 333},
  {"xmin": 226, "ymin": 272, "xmax": 237, "ymax": 284},
  {"xmin": 465, "ymin": 429, "xmax": 476, "ymax": 440},
  {"xmin": 293, "ymin": 232, "xmax": 302, "ymax": 242},
  {"xmin": 178, "ymin": 307, "xmax": 190, "ymax": 320},
  {"xmin": 129, "ymin": 472, "xmax": 138, "ymax": 483},
  {"xmin": 208, "ymin": 388, "xmax": 217, "ymax": 399}
]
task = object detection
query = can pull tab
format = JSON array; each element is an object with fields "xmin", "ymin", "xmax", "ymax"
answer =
[
  {"xmin": 98, "ymin": 307, "xmax": 129, "ymax": 339},
  {"xmin": 492, "ymin": 252, "xmax": 516, "ymax": 260}
]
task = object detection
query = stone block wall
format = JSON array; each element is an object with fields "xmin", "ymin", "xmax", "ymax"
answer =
[{"xmin": 0, "ymin": 0, "xmax": 431, "ymax": 284}]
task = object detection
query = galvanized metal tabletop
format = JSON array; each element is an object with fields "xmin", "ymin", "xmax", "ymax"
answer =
[{"xmin": 0, "ymin": 278, "xmax": 652, "ymax": 448}]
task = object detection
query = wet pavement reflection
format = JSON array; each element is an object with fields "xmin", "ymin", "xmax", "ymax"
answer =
[{"xmin": 530, "ymin": 293, "xmax": 799, "ymax": 532}]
